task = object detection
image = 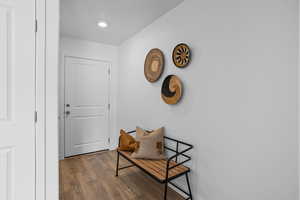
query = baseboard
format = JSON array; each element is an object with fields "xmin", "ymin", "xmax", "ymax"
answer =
[{"xmin": 59, "ymin": 154, "xmax": 64, "ymax": 160}]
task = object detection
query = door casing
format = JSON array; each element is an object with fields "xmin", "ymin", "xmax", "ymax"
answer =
[{"xmin": 36, "ymin": 0, "xmax": 59, "ymax": 200}]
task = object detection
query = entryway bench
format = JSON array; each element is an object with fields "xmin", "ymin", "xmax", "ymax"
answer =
[{"xmin": 116, "ymin": 130, "xmax": 193, "ymax": 200}]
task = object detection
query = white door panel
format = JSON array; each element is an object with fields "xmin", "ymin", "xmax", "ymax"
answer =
[
  {"xmin": 70, "ymin": 106, "xmax": 105, "ymax": 116},
  {"xmin": 70, "ymin": 116, "xmax": 107, "ymax": 155},
  {"xmin": 65, "ymin": 57, "xmax": 110, "ymax": 157},
  {"xmin": 0, "ymin": 0, "xmax": 36, "ymax": 199}
]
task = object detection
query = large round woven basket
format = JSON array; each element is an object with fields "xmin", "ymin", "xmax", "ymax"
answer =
[{"xmin": 144, "ymin": 48, "xmax": 164, "ymax": 82}]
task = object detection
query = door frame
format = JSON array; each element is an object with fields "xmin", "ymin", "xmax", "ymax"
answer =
[
  {"xmin": 61, "ymin": 55, "xmax": 112, "ymax": 158},
  {"xmin": 33, "ymin": 1, "xmax": 300, "ymax": 200},
  {"xmin": 36, "ymin": 0, "xmax": 59, "ymax": 199}
]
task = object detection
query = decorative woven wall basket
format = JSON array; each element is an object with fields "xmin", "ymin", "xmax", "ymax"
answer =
[
  {"xmin": 161, "ymin": 75, "xmax": 183, "ymax": 105},
  {"xmin": 172, "ymin": 43, "xmax": 191, "ymax": 68},
  {"xmin": 144, "ymin": 48, "xmax": 164, "ymax": 82}
]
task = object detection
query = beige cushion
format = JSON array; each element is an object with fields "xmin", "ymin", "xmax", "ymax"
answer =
[{"xmin": 131, "ymin": 127, "xmax": 166, "ymax": 160}]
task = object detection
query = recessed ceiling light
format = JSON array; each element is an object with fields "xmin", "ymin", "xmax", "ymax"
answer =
[{"xmin": 97, "ymin": 21, "xmax": 108, "ymax": 28}]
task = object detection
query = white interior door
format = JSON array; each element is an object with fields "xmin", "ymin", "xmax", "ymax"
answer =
[
  {"xmin": 64, "ymin": 57, "xmax": 110, "ymax": 157},
  {"xmin": 0, "ymin": 0, "xmax": 36, "ymax": 199}
]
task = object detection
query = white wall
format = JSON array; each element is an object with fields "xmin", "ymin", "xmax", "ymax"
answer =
[
  {"xmin": 59, "ymin": 37, "xmax": 119, "ymax": 159},
  {"xmin": 117, "ymin": 0, "xmax": 299, "ymax": 200}
]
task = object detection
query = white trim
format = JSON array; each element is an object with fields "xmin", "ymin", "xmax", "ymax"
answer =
[
  {"xmin": 35, "ymin": 0, "xmax": 59, "ymax": 199},
  {"xmin": 63, "ymin": 55, "xmax": 112, "ymax": 64},
  {"xmin": 45, "ymin": 0, "xmax": 59, "ymax": 199},
  {"xmin": 298, "ymin": 0, "xmax": 300, "ymax": 198},
  {"xmin": 60, "ymin": 55, "xmax": 112, "ymax": 159},
  {"xmin": 35, "ymin": 0, "xmax": 46, "ymax": 199},
  {"xmin": 298, "ymin": 1, "xmax": 300, "ymax": 199}
]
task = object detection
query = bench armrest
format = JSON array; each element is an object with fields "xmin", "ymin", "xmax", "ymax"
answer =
[{"xmin": 165, "ymin": 139, "xmax": 193, "ymax": 180}]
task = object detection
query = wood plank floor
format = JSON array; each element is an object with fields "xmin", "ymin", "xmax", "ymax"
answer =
[{"xmin": 60, "ymin": 150, "xmax": 185, "ymax": 200}]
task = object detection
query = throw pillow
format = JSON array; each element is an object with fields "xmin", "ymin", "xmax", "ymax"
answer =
[
  {"xmin": 131, "ymin": 127, "xmax": 165, "ymax": 160},
  {"xmin": 118, "ymin": 129, "xmax": 136, "ymax": 152}
]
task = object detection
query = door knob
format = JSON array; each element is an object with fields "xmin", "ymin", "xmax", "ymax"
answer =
[
  {"xmin": 66, "ymin": 104, "xmax": 70, "ymax": 107},
  {"xmin": 65, "ymin": 111, "xmax": 70, "ymax": 115}
]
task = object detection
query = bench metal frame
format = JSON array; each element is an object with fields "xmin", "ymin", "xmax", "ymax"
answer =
[{"xmin": 115, "ymin": 130, "xmax": 193, "ymax": 200}]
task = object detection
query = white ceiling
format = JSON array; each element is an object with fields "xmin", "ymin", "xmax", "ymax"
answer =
[{"xmin": 60, "ymin": 0, "xmax": 184, "ymax": 45}]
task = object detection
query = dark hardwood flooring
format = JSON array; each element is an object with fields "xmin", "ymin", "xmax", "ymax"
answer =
[{"xmin": 60, "ymin": 150, "xmax": 184, "ymax": 200}]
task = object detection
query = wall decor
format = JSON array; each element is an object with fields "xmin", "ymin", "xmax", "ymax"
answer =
[
  {"xmin": 172, "ymin": 43, "xmax": 191, "ymax": 68},
  {"xmin": 144, "ymin": 48, "xmax": 164, "ymax": 82},
  {"xmin": 161, "ymin": 75, "xmax": 183, "ymax": 105}
]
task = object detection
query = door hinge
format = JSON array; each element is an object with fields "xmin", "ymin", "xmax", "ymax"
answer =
[
  {"xmin": 108, "ymin": 103, "xmax": 110, "ymax": 110},
  {"xmin": 108, "ymin": 68, "xmax": 110, "ymax": 75},
  {"xmin": 34, "ymin": 111, "xmax": 38, "ymax": 123},
  {"xmin": 108, "ymin": 138, "xmax": 110, "ymax": 144},
  {"xmin": 35, "ymin": 19, "xmax": 38, "ymax": 33}
]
